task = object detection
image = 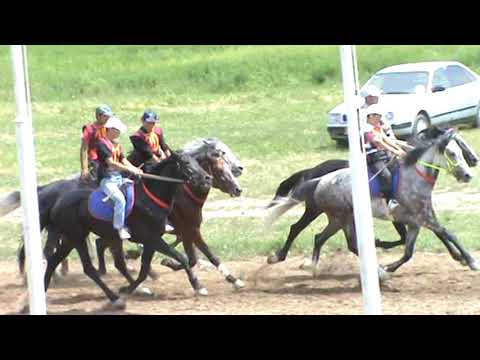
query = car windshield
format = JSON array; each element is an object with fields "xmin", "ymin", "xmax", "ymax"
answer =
[{"xmin": 366, "ymin": 71, "xmax": 429, "ymax": 94}]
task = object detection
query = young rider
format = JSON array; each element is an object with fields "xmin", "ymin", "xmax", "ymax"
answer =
[{"xmin": 96, "ymin": 117, "xmax": 143, "ymax": 240}]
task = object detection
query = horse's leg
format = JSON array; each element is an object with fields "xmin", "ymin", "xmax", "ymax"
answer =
[
  {"xmin": 301, "ymin": 218, "xmax": 342, "ymax": 273},
  {"xmin": 429, "ymin": 226, "xmax": 479, "ymax": 270},
  {"xmin": 17, "ymin": 242, "xmax": 25, "ymax": 276},
  {"xmin": 161, "ymin": 235, "xmax": 197, "ymax": 271},
  {"xmin": 119, "ymin": 243, "xmax": 155, "ymax": 295},
  {"xmin": 268, "ymin": 206, "xmax": 322, "ymax": 264},
  {"xmin": 423, "ymin": 208, "xmax": 478, "ymax": 269},
  {"xmin": 151, "ymin": 238, "xmax": 206, "ymax": 295},
  {"xmin": 382, "ymin": 225, "xmax": 421, "ymax": 273},
  {"xmin": 109, "ymin": 241, "xmax": 136, "ymax": 285},
  {"xmin": 44, "ymin": 241, "xmax": 74, "ymax": 291},
  {"xmin": 193, "ymin": 232, "xmax": 245, "ymax": 290},
  {"xmin": 375, "ymin": 222, "xmax": 406, "ymax": 249},
  {"xmin": 312, "ymin": 219, "xmax": 342, "ymax": 266},
  {"xmin": 95, "ymin": 237, "xmax": 109, "ymax": 275},
  {"xmin": 74, "ymin": 237, "xmax": 124, "ymax": 307}
]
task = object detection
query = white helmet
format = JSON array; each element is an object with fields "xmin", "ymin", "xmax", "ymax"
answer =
[
  {"xmin": 366, "ymin": 104, "xmax": 384, "ymax": 117},
  {"xmin": 360, "ymin": 84, "xmax": 381, "ymax": 98},
  {"xmin": 104, "ymin": 116, "xmax": 127, "ymax": 134}
]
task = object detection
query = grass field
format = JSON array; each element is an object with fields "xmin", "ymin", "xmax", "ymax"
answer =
[{"xmin": 1, "ymin": 45, "xmax": 480, "ymax": 262}]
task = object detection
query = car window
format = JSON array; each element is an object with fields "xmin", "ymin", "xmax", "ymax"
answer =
[
  {"xmin": 445, "ymin": 65, "xmax": 476, "ymax": 87},
  {"xmin": 432, "ymin": 68, "xmax": 451, "ymax": 89},
  {"xmin": 368, "ymin": 71, "xmax": 429, "ymax": 94}
]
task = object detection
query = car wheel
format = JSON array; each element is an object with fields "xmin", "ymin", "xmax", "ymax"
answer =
[{"xmin": 412, "ymin": 113, "xmax": 431, "ymax": 136}]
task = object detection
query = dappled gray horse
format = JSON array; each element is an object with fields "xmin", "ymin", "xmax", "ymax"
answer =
[{"xmin": 267, "ymin": 127, "xmax": 480, "ymax": 278}]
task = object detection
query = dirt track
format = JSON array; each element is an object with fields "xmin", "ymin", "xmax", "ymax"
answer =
[{"xmin": 1, "ymin": 250, "xmax": 480, "ymax": 315}]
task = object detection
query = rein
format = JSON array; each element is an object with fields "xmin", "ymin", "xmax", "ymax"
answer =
[
  {"xmin": 141, "ymin": 182, "xmax": 171, "ymax": 209},
  {"xmin": 414, "ymin": 149, "xmax": 461, "ymax": 184}
]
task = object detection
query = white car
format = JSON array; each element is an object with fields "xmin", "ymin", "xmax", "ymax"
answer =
[{"xmin": 327, "ymin": 61, "xmax": 480, "ymax": 145}]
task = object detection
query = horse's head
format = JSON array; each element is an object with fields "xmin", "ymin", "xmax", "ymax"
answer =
[
  {"xmin": 438, "ymin": 129, "xmax": 474, "ymax": 183},
  {"xmin": 183, "ymin": 138, "xmax": 244, "ymax": 197},
  {"xmin": 204, "ymin": 138, "xmax": 244, "ymax": 178},
  {"xmin": 200, "ymin": 148, "xmax": 243, "ymax": 197},
  {"xmin": 162, "ymin": 151, "xmax": 213, "ymax": 192},
  {"xmin": 406, "ymin": 127, "xmax": 475, "ymax": 183}
]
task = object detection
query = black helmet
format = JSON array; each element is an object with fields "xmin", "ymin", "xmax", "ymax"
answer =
[{"xmin": 141, "ymin": 110, "xmax": 158, "ymax": 123}]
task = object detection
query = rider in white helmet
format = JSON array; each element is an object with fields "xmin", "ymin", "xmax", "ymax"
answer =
[{"xmin": 363, "ymin": 104, "xmax": 407, "ymax": 212}]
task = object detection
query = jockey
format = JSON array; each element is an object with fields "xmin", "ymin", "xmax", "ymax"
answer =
[
  {"xmin": 96, "ymin": 117, "xmax": 143, "ymax": 240},
  {"xmin": 363, "ymin": 104, "xmax": 407, "ymax": 209},
  {"xmin": 128, "ymin": 110, "xmax": 172, "ymax": 168},
  {"xmin": 80, "ymin": 105, "xmax": 114, "ymax": 183},
  {"xmin": 129, "ymin": 110, "xmax": 175, "ymax": 233}
]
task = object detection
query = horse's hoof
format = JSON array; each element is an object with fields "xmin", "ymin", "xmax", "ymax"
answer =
[
  {"xmin": 460, "ymin": 259, "xmax": 468, "ymax": 266},
  {"xmin": 233, "ymin": 279, "xmax": 246, "ymax": 290},
  {"xmin": 196, "ymin": 288, "xmax": 209, "ymax": 296},
  {"xmin": 267, "ymin": 254, "xmax": 280, "ymax": 264},
  {"xmin": 161, "ymin": 258, "xmax": 174, "ymax": 267},
  {"xmin": 134, "ymin": 287, "xmax": 154, "ymax": 297},
  {"xmin": 378, "ymin": 266, "xmax": 392, "ymax": 282},
  {"xmin": 126, "ymin": 264, "xmax": 136, "ymax": 272},
  {"xmin": 299, "ymin": 259, "xmax": 313, "ymax": 271},
  {"xmin": 468, "ymin": 260, "xmax": 480, "ymax": 271},
  {"xmin": 102, "ymin": 298, "xmax": 127, "ymax": 311}
]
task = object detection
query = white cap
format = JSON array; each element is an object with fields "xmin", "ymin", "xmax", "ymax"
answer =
[
  {"xmin": 366, "ymin": 104, "xmax": 384, "ymax": 117},
  {"xmin": 360, "ymin": 84, "xmax": 381, "ymax": 98},
  {"xmin": 104, "ymin": 116, "xmax": 127, "ymax": 134}
]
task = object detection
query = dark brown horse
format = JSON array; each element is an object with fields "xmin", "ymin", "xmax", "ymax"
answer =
[{"xmin": 95, "ymin": 138, "xmax": 245, "ymax": 294}]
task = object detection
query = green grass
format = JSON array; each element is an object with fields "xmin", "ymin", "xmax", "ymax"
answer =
[{"xmin": 1, "ymin": 45, "xmax": 480, "ymax": 262}]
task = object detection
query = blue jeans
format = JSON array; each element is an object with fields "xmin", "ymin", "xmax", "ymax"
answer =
[{"xmin": 100, "ymin": 173, "xmax": 129, "ymax": 230}]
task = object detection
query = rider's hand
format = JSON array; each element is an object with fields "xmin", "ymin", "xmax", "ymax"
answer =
[
  {"xmin": 80, "ymin": 170, "xmax": 90, "ymax": 182},
  {"xmin": 130, "ymin": 167, "xmax": 143, "ymax": 176}
]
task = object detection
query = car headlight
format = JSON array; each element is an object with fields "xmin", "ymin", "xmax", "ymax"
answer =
[
  {"xmin": 385, "ymin": 112, "xmax": 394, "ymax": 121},
  {"xmin": 329, "ymin": 113, "xmax": 343, "ymax": 124}
]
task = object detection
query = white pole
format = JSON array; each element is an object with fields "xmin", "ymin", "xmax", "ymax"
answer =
[
  {"xmin": 10, "ymin": 45, "xmax": 47, "ymax": 315},
  {"xmin": 339, "ymin": 45, "xmax": 383, "ymax": 315}
]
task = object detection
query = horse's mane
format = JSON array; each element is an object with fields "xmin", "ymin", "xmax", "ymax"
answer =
[
  {"xmin": 146, "ymin": 152, "xmax": 180, "ymax": 175},
  {"xmin": 403, "ymin": 126, "xmax": 447, "ymax": 167},
  {"xmin": 182, "ymin": 138, "xmax": 218, "ymax": 157}
]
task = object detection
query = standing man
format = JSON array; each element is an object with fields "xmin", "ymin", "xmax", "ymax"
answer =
[{"xmin": 80, "ymin": 105, "xmax": 114, "ymax": 183}]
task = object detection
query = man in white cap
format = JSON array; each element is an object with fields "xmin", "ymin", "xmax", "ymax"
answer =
[
  {"xmin": 96, "ymin": 117, "xmax": 143, "ymax": 240},
  {"xmin": 359, "ymin": 84, "xmax": 381, "ymax": 109}
]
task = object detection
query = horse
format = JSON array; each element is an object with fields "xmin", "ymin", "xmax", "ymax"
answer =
[
  {"xmin": 265, "ymin": 152, "xmax": 472, "ymax": 265},
  {"xmin": 36, "ymin": 151, "xmax": 213, "ymax": 310},
  {"xmin": 3, "ymin": 138, "xmax": 243, "ymax": 280},
  {"xmin": 266, "ymin": 127, "xmax": 480, "ymax": 279},
  {"xmin": 95, "ymin": 138, "xmax": 246, "ymax": 293}
]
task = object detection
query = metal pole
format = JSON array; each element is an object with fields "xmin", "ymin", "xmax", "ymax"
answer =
[
  {"xmin": 339, "ymin": 45, "xmax": 383, "ymax": 315},
  {"xmin": 10, "ymin": 45, "xmax": 47, "ymax": 315}
]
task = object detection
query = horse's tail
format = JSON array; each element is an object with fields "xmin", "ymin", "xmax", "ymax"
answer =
[
  {"xmin": 0, "ymin": 191, "xmax": 21, "ymax": 217},
  {"xmin": 265, "ymin": 178, "xmax": 320, "ymax": 226},
  {"xmin": 266, "ymin": 159, "xmax": 349, "ymax": 209}
]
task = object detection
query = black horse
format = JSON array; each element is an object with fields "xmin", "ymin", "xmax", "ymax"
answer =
[{"xmin": 37, "ymin": 151, "xmax": 212, "ymax": 310}]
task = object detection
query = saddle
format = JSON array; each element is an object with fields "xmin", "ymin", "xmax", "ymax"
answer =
[{"xmin": 88, "ymin": 181, "xmax": 136, "ymax": 222}]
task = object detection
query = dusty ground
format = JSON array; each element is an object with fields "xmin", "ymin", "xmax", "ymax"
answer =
[{"xmin": 1, "ymin": 250, "xmax": 480, "ymax": 315}]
